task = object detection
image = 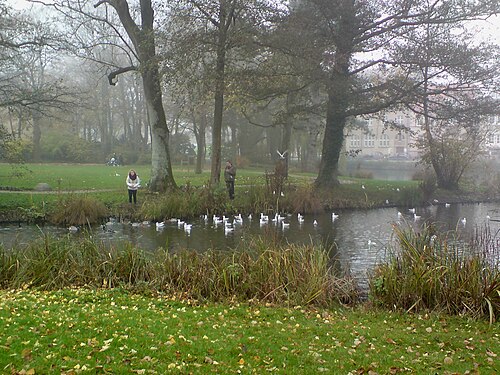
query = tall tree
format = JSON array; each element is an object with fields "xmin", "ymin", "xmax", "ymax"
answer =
[
  {"xmin": 395, "ymin": 8, "xmax": 499, "ymax": 189},
  {"xmin": 33, "ymin": 0, "xmax": 177, "ymax": 190},
  {"xmin": 162, "ymin": 0, "xmax": 279, "ymax": 185},
  {"xmin": 2, "ymin": 5, "xmax": 77, "ymax": 161},
  {"xmin": 286, "ymin": 0, "xmax": 499, "ymax": 189},
  {"xmin": 92, "ymin": 0, "xmax": 176, "ymax": 191}
]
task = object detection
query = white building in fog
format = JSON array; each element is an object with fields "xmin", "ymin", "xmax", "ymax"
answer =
[
  {"xmin": 345, "ymin": 110, "xmax": 421, "ymax": 159},
  {"xmin": 484, "ymin": 115, "xmax": 500, "ymax": 157}
]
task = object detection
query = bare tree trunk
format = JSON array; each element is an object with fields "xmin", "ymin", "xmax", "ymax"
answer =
[
  {"xmin": 193, "ymin": 107, "xmax": 207, "ymax": 174},
  {"xmin": 31, "ymin": 109, "xmax": 42, "ymax": 162},
  {"xmin": 210, "ymin": 43, "xmax": 226, "ymax": 185},
  {"xmin": 96, "ymin": 0, "xmax": 176, "ymax": 191}
]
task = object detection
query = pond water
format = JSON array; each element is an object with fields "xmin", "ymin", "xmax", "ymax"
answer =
[{"xmin": 2, "ymin": 202, "xmax": 500, "ymax": 289}]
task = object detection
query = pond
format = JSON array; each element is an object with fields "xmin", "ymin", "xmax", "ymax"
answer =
[{"xmin": 2, "ymin": 202, "xmax": 500, "ymax": 289}]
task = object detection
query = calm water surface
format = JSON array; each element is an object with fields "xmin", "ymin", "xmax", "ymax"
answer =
[{"xmin": 2, "ymin": 202, "xmax": 500, "ymax": 288}]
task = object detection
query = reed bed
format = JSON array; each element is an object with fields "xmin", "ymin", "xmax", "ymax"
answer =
[
  {"xmin": 369, "ymin": 223, "xmax": 500, "ymax": 322},
  {"xmin": 0, "ymin": 235, "xmax": 357, "ymax": 307}
]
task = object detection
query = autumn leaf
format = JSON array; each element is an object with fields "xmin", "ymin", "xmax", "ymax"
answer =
[{"xmin": 22, "ymin": 348, "xmax": 32, "ymax": 361}]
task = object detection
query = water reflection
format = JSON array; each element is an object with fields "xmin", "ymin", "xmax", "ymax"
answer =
[{"xmin": 1, "ymin": 202, "xmax": 499, "ymax": 287}]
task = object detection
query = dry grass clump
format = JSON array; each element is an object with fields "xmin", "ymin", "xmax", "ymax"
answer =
[
  {"xmin": 51, "ymin": 195, "xmax": 109, "ymax": 225},
  {"xmin": 0, "ymin": 235, "xmax": 357, "ymax": 308},
  {"xmin": 369, "ymin": 224, "xmax": 500, "ymax": 322}
]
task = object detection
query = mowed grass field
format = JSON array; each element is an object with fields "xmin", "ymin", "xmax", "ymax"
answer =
[
  {"xmin": 0, "ymin": 163, "xmax": 323, "ymax": 191},
  {"xmin": 0, "ymin": 163, "xmax": 315, "ymax": 211},
  {"xmin": 0, "ymin": 162, "xmax": 420, "ymax": 212}
]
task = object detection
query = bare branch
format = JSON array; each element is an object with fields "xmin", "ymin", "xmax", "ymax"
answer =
[{"xmin": 107, "ymin": 65, "xmax": 137, "ymax": 85}]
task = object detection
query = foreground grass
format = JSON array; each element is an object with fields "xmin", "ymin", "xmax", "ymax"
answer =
[{"xmin": 0, "ymin": 288, "xmax": 498, "ymax": 374}]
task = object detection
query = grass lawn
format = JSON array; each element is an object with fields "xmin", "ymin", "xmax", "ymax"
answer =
[
  {"xmin": 0, "ymin": 163, "xmax": 417, "ymax": 191},
  {"xmin": 0, "ymin": 288, "xmax": 498, "ymax": 374},
  {"xmin": 0, "ymin": 163, "xmax": 420, "ymax": 215},
  {"xmin": 0, "ymin": 163, "xmax": 315, "ymax": 191}
]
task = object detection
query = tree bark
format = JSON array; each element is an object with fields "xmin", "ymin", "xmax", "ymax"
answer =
[
  {"xmin": 315, "ymin": 3, "xmax": 354, "ymax": 189},
  {"xmin": 96, "ymin": 0, "xmax": 176, "ymax": 191},
  {"xmin": 31, "ymin": 109, "xmax": 42, "ymax": 162},
  {"xmin": 209, "ymin": 30, "xmax": 227, "ymax": 185},
  {"xmin": 193, "ymin": 108, "xmax": 207, "ymax": 174}
]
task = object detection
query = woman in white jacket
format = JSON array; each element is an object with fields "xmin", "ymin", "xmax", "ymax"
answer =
[{"xmin": 126, "ymin": 169, "xmax": 141, "ymax": 204}]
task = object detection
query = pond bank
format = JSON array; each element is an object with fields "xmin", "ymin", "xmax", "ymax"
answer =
[{"xmin": 1, "ymin": 183, "xmax": 499, "ymax": 225}]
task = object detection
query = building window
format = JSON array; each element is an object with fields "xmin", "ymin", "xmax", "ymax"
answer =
[
  {"xmin": 350, "ymin": 135, "xmax": 360, "ymax": 147},
  {"xmin": 364, "ymin": 134, "xmax": 375, "ymax": 147},
  {"xmin": 379, "ymin": 133, "xmax": 390, "ymax": 147}
]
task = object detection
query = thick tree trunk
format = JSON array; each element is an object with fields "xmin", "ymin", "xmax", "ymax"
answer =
[
  {"xmin": 315, "ymin": 65, "xmax": 351, "ymax": 189},
  {"xmin": 193, "ymin": 109, "xmax": 207, "ymax": 174},
  {"xmin": 143, "ymin": 68, "xmax": 176, "ymax": 192},
  {"xmin": 96, "ymin": 0, "xmax": 176, "ymax": 192},
  {"xmin": 314, "ymin": 2, "xmax": 354, "ymax": 189},
  {"xmin": 210, "ymin": 42, "xmax": 226, "ymax": 185},
  {"xmin": 31, "ymin": 109, "xmax": 42, "ymax": 162},
  {"xmin": 315, "ymin": 95, "xmax": 346, "ymax": 188}
]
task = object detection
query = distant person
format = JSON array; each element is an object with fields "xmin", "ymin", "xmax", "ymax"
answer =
[
  {"xmin": 224, "ymin": 160, "xmax": 236, "ymax": 200},
  {"xmin": 126, "ymin": 169, "xmax": 141, "ymax": 204}
]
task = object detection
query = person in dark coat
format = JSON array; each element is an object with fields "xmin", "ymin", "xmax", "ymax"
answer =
[{"xmin": 224, "ymin": 160, "xmax": 236, "ymax": 200}]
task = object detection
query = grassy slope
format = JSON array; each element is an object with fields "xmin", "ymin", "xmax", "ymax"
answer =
[{"xmin": 1, "ymin": 289, "xmax": 498, "ymax": 374}]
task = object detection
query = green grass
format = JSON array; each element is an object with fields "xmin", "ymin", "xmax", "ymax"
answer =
[
  {"xmin": 0, "ymin": 163, "xmax": 284, "ymax": 191},
  {"xmin": 0, "ymin": 163, "xmax": 422, "ymax": 220},
  {"xmin": 0, "ymin": 288, "xmax": 498, "ymax": 374}
]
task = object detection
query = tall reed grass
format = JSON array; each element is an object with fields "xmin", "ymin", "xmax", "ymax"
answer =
[
  {"xmin": 50, "ymin": 195, "xmax": 109, "ymax": 225},
  {"xmin": 369, "ymin": 224, "xmax": 500, "ymax": 322},
  {"xmin": 0, "ymin": 235, "xmax": 357, "ymax": 307}
]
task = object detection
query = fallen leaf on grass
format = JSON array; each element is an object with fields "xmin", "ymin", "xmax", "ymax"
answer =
[
  {"xmin": 486, "ymin": 350, "xmax": 497, "ymax": 357},
  {"xmin": 22, "ymin": 348, "xmax": 32, "ymax": 361}
]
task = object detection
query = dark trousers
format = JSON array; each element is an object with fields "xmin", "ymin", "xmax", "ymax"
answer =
[
  {"xmin": 226, "ymin": 180, "xmax": 234, "ymax": 199},
  {"xmin": 128, "ymin": 189, "xmax": 137, "ymax": 203}
]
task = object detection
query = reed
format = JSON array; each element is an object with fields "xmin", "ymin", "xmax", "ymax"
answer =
[
  {"xmin": 0, "ymin": 235, "xmax": 357, "ymax": 307},
  {"xmin": 369, "ymin": 223, "xmax": 500, "ymax": 322},
  {"xmin": 50, "ymin": 195, "xmax": 109, "ymax": 225}
]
